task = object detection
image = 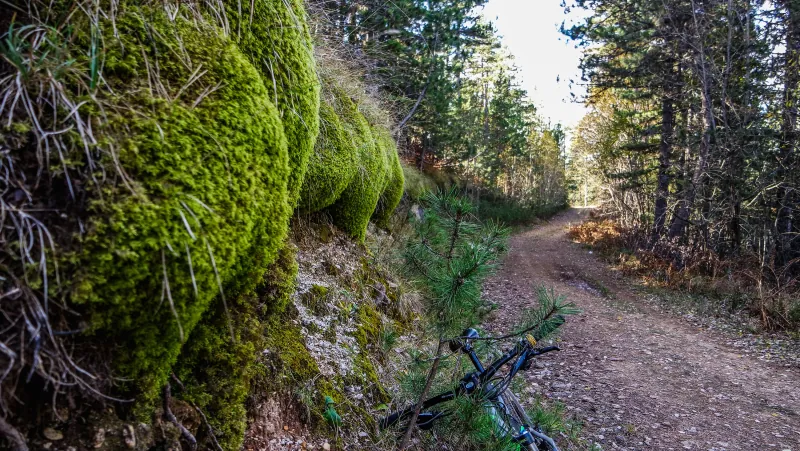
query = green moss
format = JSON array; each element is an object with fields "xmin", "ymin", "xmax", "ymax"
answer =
[
  {"xmin": 371, "ymin": 128, "xmax": 405, "ymax": 229},
  {"xmin": 264, "ymin": 313, "xmax": 321, "ymax": 385},
  {"xmin": 173, "ymin": 243, "xmax": 298, "ymax": 450},
  {"xmin": 326, "ymin": 119, "xmax": 388, "ymax": 242},
  {"xmin": 69, "ymin": 7, "xmax": 290, "ymax": 405},
  {"xmin": 301, "ymin": 283, "xmax": 331, "ymax": 316},
  {"xmin": 225, "ymin": 0, "xmax": 321, "ymax": 207},
  {"xmin": 351, "ymin": 303, "xmax": 389, "ymax": 403},
  {"xmin": 298, "ymin": 89, "xmax": 360, "ymax": 212},
  {"xmin": 310, "ymin": 284, "xmax": 329, "ymax": 298},
  {"xmin": 259, "ymin": 243, "xmax": 300, "ymax": 316},
  {"xmin": 353, "ymin": 303, "xmax": 381, "ymax": 350},
  {"xmin": 172, "ymin": 297, "xmax": 257, "ymax": 450},
  {"xmin": 299, "ymin": 76, "xmax": 402, "ymax": 236},
  {"xmin": 401, "ymin": 163, "xmax": 437, "ymax": 200}
]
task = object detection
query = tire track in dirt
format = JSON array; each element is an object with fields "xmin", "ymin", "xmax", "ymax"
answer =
[{"xmin": 482, "ymin": 208, "xmax": 799, "ymax": 450}]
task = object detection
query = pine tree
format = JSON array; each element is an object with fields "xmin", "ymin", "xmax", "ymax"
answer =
[{"xmin": 398, "ymin": 190, "xmax": 578, "ymax": 448}]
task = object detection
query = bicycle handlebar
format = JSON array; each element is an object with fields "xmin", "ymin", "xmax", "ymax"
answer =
[{"xmin": 381, "ymin": 323, "xmax": 564, "ymax": 431}]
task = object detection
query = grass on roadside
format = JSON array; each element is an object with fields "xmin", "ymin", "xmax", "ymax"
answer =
[{"xmin": 567, "ymin": 218, "xmax": 800, "ymax": 333}]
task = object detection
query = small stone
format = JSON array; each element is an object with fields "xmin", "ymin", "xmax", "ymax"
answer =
[
  {"xmin": 283, "ymin": 425, "xmax": 289, "ymax": 431},
  {"xmin": 123, "ymin": 424, "xmax": 136, "ymax": 449},
  {"xmin": 94, "ymin": 428, "xmax": 105, "ymax": 448},
  {"xmin": 43, "ymin": 428, "xmax": 64, "ymax": 441},
  {"xmin": 42, "ymin": 443, "xmax": 52, "ymax": 450},
  {"xmin": 322, "ymin": 442, "xmax": 331, "ymax": 451}
]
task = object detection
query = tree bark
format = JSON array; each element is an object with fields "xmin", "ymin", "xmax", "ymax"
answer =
[
  {"xmin": 669, "ymin": 0, "xmax": 715, "ymax": 241},
  {"xmin": 777, "ymin": 0, "xmax": 800, "ymax": 271},
  {"xmin": 398, "ymin": 339, "xmax": 446, "ymax": 450},
  {"xmin": 654, "ymin": 92, "xmax": 675, "ymax": 238}
]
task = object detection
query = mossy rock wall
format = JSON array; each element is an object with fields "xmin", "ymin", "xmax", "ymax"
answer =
[
  {"xmin": 300, "ymin": 80, "xmax": 404, "ymax": 240},
  {"xmin": 2, "ymin": 0, "xmax": 403, "ymax": 446},
  {"xmin": 68, "ymin": 6, "xmax": 292, "ymax": 403},
  {"xmin": 225, "ymin": 0, "xmax": 321, "ymax": 208},
  {"xmin": 371, "ymin": 127, "xmax": 405, "ymax": 229},
  {"xmin": 298, "ymin": 86, "xmax": 361, "ymax": 212}
]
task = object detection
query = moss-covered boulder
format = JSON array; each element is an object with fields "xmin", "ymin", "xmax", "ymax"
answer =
[
  {"xmin": 173, "ymin": 243, "xmax": 298, "ymax": 450},
  {"xmin": 298, "ymin": 94, "xmax": 360, "ymax": 212},
  {"xmin": 326, "ymin": 118, "xmax": 388, "ymax": 242},
  {"xmin": 225, "ymin": 0, "xmax": 321, "ymax": 208},
  {"xmin": 371, "ymin": 127, "xmax": 405, "ymax": 229},
  {"xmin": 301, "ymin": 87, "xmax": 404, "ymax": 240},
  {"xmin": 70, "ymin": 7, "xmax": 290, "ymax": 403}
]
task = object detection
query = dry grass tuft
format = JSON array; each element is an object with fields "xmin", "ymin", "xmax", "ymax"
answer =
[
  {"xmin": 0, "ymin": 5, "xmax": 118, "ymax": 417},
  {"xmin": 306, "ymin": 1, "xmax": 400, "ymax": 131}
]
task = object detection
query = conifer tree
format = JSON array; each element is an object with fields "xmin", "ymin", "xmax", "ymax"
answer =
[
  {"xmin": 398, "ymin": 190, "xmax": 577, "ymax": 448},
  {"xmin": 566, "ymin": 0, "xmax": 800, "ymax": 280}
]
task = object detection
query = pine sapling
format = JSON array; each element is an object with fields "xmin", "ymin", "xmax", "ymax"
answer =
[{"xmin": 398, "ymin": 189, "xmax": 508, "ymax": 449}]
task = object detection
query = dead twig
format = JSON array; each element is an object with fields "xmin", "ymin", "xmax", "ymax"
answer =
[
  {"xmin": 0, "ymin": 416, "xmax": 28, "ymax": 451},
  {"xmin": 190, "ymin": 402, "xmax": 223, "ymax": 451},
  {"xmin": 163, "ymin": 383, "xmax": 197, "ymax": 451}
]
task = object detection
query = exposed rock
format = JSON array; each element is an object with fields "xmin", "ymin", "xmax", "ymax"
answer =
[{"xmin": 42, "ymin": 428, "xmax": 63, "ymax": 441}]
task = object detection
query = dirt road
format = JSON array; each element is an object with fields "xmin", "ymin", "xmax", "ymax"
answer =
[{"xmin": 482, "ymin": 208, "xmax": 799, "ymax": 450}]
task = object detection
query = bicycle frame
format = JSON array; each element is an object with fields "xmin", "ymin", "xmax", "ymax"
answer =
[{"xmin": 380, "ymin": 329, "xmax": 560, "ymax": 450}]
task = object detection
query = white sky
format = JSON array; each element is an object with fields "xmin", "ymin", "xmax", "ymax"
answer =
[{"xmin": 481, "ymin": 0, "xmax": 589, "ymax": 130}]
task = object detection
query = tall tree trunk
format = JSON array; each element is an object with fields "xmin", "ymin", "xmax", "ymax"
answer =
[
  {"xmin": 654, "ymin": 92, "xmax": 675, "ymax": 238},
  {"xmin": 670, "ymin": 0, "xmax": 715, "ymax": 240},
  {"xmin": 777, "ymin": 0, "xmax": 800, "ymax": 271},
  {"xmin": 668, "ymin": 108, "xmax": 690, "ymax": 234},
  {"xmin": 669, "ymin": 86, "xmax": 713, "ymax": 239}
]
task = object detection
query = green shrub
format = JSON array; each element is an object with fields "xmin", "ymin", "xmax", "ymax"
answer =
[
  {"xmin": 225, "ymin": 0, "xmax": 321, "ymax": 207},
  {"xmin": 69, "ymin": 7, "xmax": 291, "ymax": 404}
]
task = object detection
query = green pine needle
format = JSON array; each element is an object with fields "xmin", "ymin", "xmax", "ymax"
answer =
[{"xmin": 513, "ymin": 286, "xmax": 581, "ymax": 340}]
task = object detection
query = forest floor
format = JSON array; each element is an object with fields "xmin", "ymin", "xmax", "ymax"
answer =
[{"xmin": 482, "ymin": 208, "xmax": 800, "ymax": 451}]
